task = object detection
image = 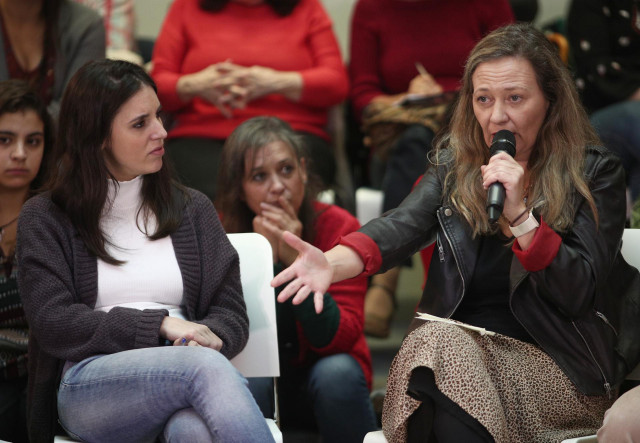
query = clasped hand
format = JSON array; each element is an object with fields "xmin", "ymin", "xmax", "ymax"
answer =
[
  {"xmin": 188, "ymin": 61, "xmax": 286, "ymax": 117},
  {"xmin": 160, "ymin": 316, "xmax": 223, "ymax": 350}
]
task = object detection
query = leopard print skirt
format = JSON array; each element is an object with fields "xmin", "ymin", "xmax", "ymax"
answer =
[{"xmin": 382, "ymin": 321, "xmax": 613, "ymax": 443}]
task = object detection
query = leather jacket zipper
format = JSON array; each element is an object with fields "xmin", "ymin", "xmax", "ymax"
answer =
[
  {"xmin": 595, "ymin": 310, "xmax": 618, "ymax": 336},
  {"xmin": 572, "ymin": 321, "xmax": 612, "ymax": 398},
  {"xmin": 437, "ymin": 208, "xmax": 466, "ymax": 316},
  {"xmin": 436, "ymin": 232, "xmax": 445, "ymax": 262},
  {"xmin": 511, "ymin": 268, "xmax": 612, "ymax": 397}
]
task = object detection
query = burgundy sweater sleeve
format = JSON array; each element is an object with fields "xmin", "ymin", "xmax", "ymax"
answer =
[
  {"xmin": 297, "ymin": 0, "xmax": 349, "ymax": 107},
  {"xmin": 512, "ymin": 217, "xmax": 562, "ymax": 272},
  {"xmin": 339, "ymin": 231, "xmax": 383, "ymax": 277}
]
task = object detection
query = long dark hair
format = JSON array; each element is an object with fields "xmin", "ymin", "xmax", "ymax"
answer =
[
  {"xmin": 0, "ymin": 79, "xmax": 54, "ymax": 192},
  {"xmin": 49, "ymin": 60, "xmax": 188, "ymax": 265},
  {"xmin": 200, "ymin": 0, "xmax": 300, "ymax": 16},
  {"xmin": 216, "ymin": 116, "xmax": 320, "ymax": 242}
]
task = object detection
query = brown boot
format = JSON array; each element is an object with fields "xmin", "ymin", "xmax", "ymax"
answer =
[{"xmin": 364, "ymin": 267, "xmax": 400, "ymax": 338}]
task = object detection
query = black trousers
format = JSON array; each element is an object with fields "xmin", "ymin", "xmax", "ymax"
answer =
[{"xmin": 406, "ymin": 366, "xmax": 495, "ymax": 443}]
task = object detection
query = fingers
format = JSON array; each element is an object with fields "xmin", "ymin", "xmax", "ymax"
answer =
[
  {"xmin": 271, "ymin": 264, "xmax": 298, "ymax": 289},
  {"xmin": 275, "ymin": 276, "xmax": 304, "ymax": 302},
  {"xmin": 281, "ymin": 230, "xmax": 307, "ymax": 252},
  {"xmin": 313, "ymin": 291, "xmax": 325, "ymax": 314}
]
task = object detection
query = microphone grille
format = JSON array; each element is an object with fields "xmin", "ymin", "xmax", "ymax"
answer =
[{"xmin": 490, "ymin": 130, "xmax": 516, "ymax": 157}]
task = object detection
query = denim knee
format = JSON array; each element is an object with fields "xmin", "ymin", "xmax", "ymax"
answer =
[
  {"xmin": 162, "ymin": 408, "xmax": 213, "ymax": 443},
  {"xmin": 307, "ymin": 354, "xmax": 365, "ymax": 399}
]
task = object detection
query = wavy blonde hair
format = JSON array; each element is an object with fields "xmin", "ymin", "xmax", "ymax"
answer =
[{"xmin": 438, "ymin": 23, "xmax": 599, "ymax": 235}]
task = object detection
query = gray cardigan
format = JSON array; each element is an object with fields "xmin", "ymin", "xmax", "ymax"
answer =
[
  {"xmin": 17, "ymin": 189, "xmax": 249, "ymax": 442},
  {"xmin": 0, "ymin": 0, "xmax": 106, "ymax": 118}
]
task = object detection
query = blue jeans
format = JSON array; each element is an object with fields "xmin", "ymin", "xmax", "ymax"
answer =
[
  {"xmin": 249, "ymin": 353, "xmax": 377, "ymax": 443},
  {"xmin": 57, "ymin": 346, "xmax": 273, "ymax": 442},
  {"xmin": 591, "ymin": 101, "xmax": 640, "ymax": 201}
]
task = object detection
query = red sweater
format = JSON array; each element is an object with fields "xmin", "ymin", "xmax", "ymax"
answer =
[
  {"xmin": 151, "ymin": 0, "xmax": 348, "ymax": 140},
  {"xmin": 297, "ymin": 202, "xmax": 372, "ymax": 388},
  {"xmin": 348, "ymin": 0, "xmax": 514, "ymax": 119}
]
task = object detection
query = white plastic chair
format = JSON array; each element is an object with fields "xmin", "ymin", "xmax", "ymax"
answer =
[
  {"xmin": 366, "ymin": 229, "xmax": 640, "ymax": 443},
  {"xmin": 228, "ymin": 232, "xmax": 282, "ymax": 442},
  {"xmin": 356, "ymin": 187, "xmax": 384, "ymax": 226},
  {"xmin": 55, "ymin": 232, "xmax": 282, "ymax": 442}
]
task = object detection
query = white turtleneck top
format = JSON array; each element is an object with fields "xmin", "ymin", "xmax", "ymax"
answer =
[{"xmin": 94, "ymin": 176, "xmax": 185, "ymax": 318}]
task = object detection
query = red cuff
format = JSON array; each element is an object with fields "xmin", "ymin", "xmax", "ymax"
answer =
[
  {"xmin": 338, "ymin": 232, "xmax": 382, "ymax": 276},
  {"xmin": 512, "ymin": 217, "xmax": 562, "ymax": 272}
]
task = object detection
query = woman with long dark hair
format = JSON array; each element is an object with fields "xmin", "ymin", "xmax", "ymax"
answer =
[
  {"xmin": 17, "ymin": 59, "xmax": 272, "ymax": 443},
  {"xmin": 151, "ymin": 0, "xmax": 348, "ymax": 200},
  {"xmin": 0, "ymin": 79, "xmax": 53, "ymax": 443}
]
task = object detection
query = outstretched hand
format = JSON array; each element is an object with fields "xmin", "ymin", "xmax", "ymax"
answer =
[{"xmin": 271, "ymin": 231, "xmax": 333, "ymax": 313}]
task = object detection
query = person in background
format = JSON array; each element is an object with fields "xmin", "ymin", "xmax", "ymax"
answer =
[
  {"xmin": 348, "ymin": 0, "xmax": 514, "ymax": 338},
  {"xmin": 0, "ymin": 79, "xmax": 53, "ymax": 443},
  {"xmin": 16, "ymin": 59, "xmax": 273, "ymax": 443},
  {"xmin": 217, "ymin": 116, "xmax": 376, "ymax": 442},
  {"xmin": 568, "ymin": 0, "xmax": 640, "ymax": 206},
  {"xmin": 151, "ymin": 0, "xmax": 348, "ymax": 201},
  {"xmin": 0, "ymin": 0, "xmax": 105, "ymax": 118},
  {"xmin": 272, "ymin": 23, "xmax": 640, "ymax": 442},
  {"xmin": 73, "ymin": 0, "xmax": 143, "ymax": 65}
]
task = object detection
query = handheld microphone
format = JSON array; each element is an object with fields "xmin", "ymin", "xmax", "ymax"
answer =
[{"xmin": 486, "ymin": 130, "xmax": 516, "ymax": 223}]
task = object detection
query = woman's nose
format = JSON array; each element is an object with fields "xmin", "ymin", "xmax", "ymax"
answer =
[
  {"xmin": 489, "ymin": 102, "xmax": 508, "ymax": 125},
  {"xmin": 151, "ymin": 117, "xmax": 168, "ymax": 140},
  {"xmin": 10, "ymin": 142, "xmax": 27, "ymax": 160},
  {"xmin": 269, "ymin": 175, "xmax": 285, "ymax": 193}
]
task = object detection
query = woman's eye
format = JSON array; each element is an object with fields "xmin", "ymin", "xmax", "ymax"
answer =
[
  {"xmin": 133, "ymin": 120, "xmax": 145, "ymax": 129},
  {"xmin": 27, "ymin": 137, "xmax": 43, "ymax": 147},
  {"xmin": 476, "ymin": 96, "xmax": 489, "ymax": 103},
  {"xmin": 0, "ymin": 136, "xmax": 11, "ymax": 145},
  {"xmin": 252, "ymin": 173, "xmax": 265, "ymax": 182},
  {"xmin": 510, "ymin": 95, "xmax": 522, "ymax": 102},
  {"xmin": 281, "ymin": 165, "xmax": 294, "ymax": 175}
]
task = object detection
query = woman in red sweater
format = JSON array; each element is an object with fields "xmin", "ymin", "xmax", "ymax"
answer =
[
  {"xmin": 349, "ymin": 0, "xmax": 514, "ymax": 337},
  {"xmin": 216, "ymin": 116, "xmax": 376, "ymax": 442},
  {"xmin": 151, "ymin": 0, "xmax": 348, "ymax": 201}
]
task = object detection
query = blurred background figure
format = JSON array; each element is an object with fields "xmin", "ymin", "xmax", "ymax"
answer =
[
  {"xmin": 151, "ymin": 0, "xmax": 348, "ymax": 201},
  {"xmin": 217, "ymin": 116, "xmax": 376, "ymax": 442},
  {"xmin": 568, "ymin": 0, "xmax": 640, "ymax": 211},
  {"xmin": 74, "ymin": 0, "xmax": 144, "ymax": 65},
  {"xmin": 0, "ymin": 79, "xmax": 53, "ymax": 443},
  {"xmin": 0, "ymin": 0, "xmax": 105, "ymax": 118},
  {"xmin": 348, "ymin": 0, "xmax": 514, "ymax": 338}
]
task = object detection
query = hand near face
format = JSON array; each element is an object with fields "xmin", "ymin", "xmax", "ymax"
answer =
[
  {"xmin": 271, "ymin": 231, "xmax": 332, "ymax": 313},
  {"xmin": 253, "ymin": 196, "xmax": 303, "ymax": 267},
  {"xmin": 159, "ymin": 316, "xmax": 223, "ymax": 351},
  {"xmin": 480, "ymin": 151, "xmax": 528, "ymax": 222}
]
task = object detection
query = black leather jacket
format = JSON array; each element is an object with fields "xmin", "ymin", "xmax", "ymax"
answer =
[{"xmin": 360, "ymin": 145, "xmax": 640, "ymax": 396}]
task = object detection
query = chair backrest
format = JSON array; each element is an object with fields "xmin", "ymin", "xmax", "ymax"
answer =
[
  {"xmin": 621, "ymin": 229, "xmax": 640, "ymax": 380},
  {"xmin": 228, "ymin": 233, "xmax": 280, "ymax": 378}
]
